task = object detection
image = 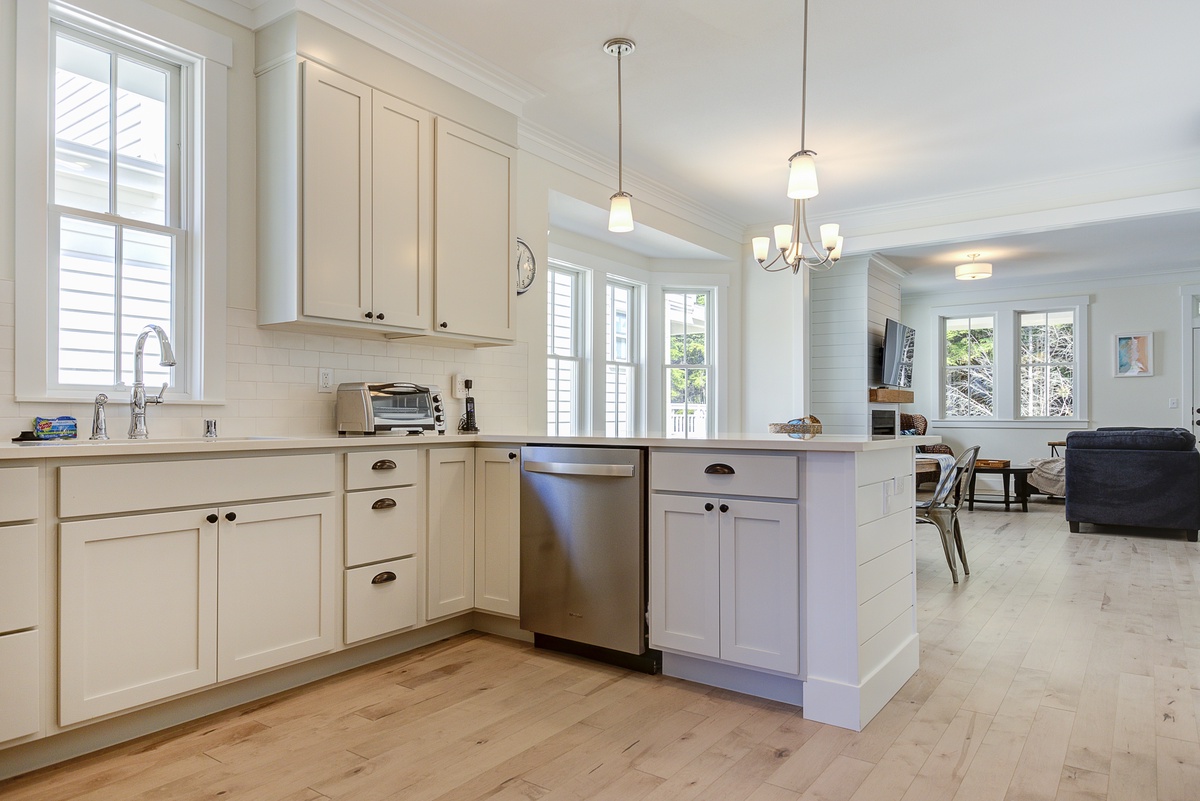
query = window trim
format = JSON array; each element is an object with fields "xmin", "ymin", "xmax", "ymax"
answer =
[
  {"xmin": 932, "ymin": 295, "xmax": 1089, "ymax": 426},
  {"xmin": 14, "ymin": 0, "xmax": 231, "ymax": 403}
]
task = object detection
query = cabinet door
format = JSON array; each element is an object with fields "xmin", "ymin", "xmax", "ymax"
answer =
[
  {"xmin": 649, "ymin": 493, "xmax": 721, "ymax": 659},
  {"xmin": 301, "ymin": 60, "xmax": 372, "ymax": 323},
  {"xmin": 427, "ymin": 448, "xmax": 475, "ymax": 619},
  {"xmin": 719, "ymin": 499, "xmax": 800, "ymax": 674},
  {"xmin": 371, "ymin": 91, "xmax": 431, "ymax": 330},
  {"xmin": 474, "ymin": 448, "xmax": 520, "ymax": 617},
  {"xmin": 433, "ymin": 119, "xmax": 514, "ymax": 340},
  {"xmin": 0, "ymin": 630, "xmax": 40, "ymax": 743},
  {"xmin": 60, "ymin": 510, "xmax": 217, "ymax": 725},
  {"xmin": 217, "ymin": 497, "xmax": 336, "ymax": 681}
]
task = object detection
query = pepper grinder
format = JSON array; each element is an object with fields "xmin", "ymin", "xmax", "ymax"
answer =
[{"xmin": 89, "ymin": 393, "xmax": 109, "ymax": 440}]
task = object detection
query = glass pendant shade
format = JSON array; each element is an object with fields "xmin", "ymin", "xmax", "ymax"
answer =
[
  {"xmin": 830, "ymin": 236, "xmax": 844, "ymax": 261},
  {"xmin": 819, "ymin": 223, "xmax": 840, "ymax": 251},
  {"xmin": 787, "ymin": 152, "xmax": 819, "ymax": 199},
  {"xmin": 608, "ymin": 192, "xmax": 634, "ymax": 233},
  {"xmin": 752, "ymin": 237, "xmax": 770, "ymax": 261},
  {"xmin": 773, "ymin": 224, "xmax": 794, "ymax": 250}
]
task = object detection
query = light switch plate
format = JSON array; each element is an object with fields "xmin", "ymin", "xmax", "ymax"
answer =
[{"xmin": 318, "ymin": 367, "xmax": 334, "ymax": 393}]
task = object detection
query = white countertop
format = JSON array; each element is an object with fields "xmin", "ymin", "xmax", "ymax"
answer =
[{"xmin": 0, "ymin": 431, "xmax": 939, "ymax": 461}]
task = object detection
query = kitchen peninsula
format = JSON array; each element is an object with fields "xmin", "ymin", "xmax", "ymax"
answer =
[{"xmin": 0, "ymin": 432, "xmax": 933, "ymax": 779}]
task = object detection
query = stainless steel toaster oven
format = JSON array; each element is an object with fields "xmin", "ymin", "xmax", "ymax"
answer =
[{"xmin": 336, "ymin": 382, "xmax": 445, "ymax": 435}]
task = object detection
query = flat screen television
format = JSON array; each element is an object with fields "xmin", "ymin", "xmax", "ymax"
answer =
[{"xmin": 881, "ymin": 318, "xmax": 915, "ymax": 388}]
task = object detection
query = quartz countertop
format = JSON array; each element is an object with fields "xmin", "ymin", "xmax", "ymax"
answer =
[{"xmin": 0, "ymin": 431, "xmax": 939, "ymax": 461}]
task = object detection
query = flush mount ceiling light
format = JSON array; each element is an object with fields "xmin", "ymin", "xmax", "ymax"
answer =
[
  {"xmin": 604, "ymin": 37, "xmax": 635, "ymax": 233},
  {"xmin": 752, "ymin": 0, "xmax": 844, "ymax": 274},
  {"xmin": 954, "ymin": 253, "xmax": 993, "ymax": 280}
]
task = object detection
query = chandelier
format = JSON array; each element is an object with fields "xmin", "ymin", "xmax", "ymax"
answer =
[
  {"xmin": 605, "ymin": 38, "xmax": 635, "ymax": 233},
  {"xmin": 752, "ymin": 0, "xmax": 844, "ymax": 273}
]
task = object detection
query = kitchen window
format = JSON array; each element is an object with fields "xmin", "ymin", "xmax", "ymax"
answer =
[
  {"xmin": 605, "ymin": 279, "xmax": 638, "ymax": 437},
  {"xmin": 51, "ymin": 26, "xmax": 182, "ymax": 390},
  {"xmin": 935, "ymin": 297, "xmax": 1087, "ymax": 424},
  {"xmin": 664, "ymin": 289, "xmax": 713, "ymax": 438},
  {"xmin": 14, "ymin": 0, "xmax": 231, "ymax": 403},
  {"xmin": 547, "ymin": 263, "xmax": 585, "ymax": 436}
]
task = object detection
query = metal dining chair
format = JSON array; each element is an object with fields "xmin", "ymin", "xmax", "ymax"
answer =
[{"xmin": 915, "ymin": 445, "xmax": 980, "ymax": 583}]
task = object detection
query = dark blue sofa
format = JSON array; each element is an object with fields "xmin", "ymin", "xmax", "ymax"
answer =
[{"xmin": 1064, "ymin": 427, "xmax": 1199, "ymax": 542}]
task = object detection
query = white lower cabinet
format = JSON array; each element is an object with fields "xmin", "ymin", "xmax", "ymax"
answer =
[
  {"xmin": 0, "ymin": 630, "xmax": 40, "ymax": 743},
  {"xmin": 217, "ymin": 497, "xmax": 337, "ymax": 681},
  {"xmin": 60, "ymin": 497, "xmax": 336, "ymax": 725},
  {"xmin": 426, "ymin": 448, "xmax": 475, "ymax": 620},
  {"xmin": 60, "ymin": 509, "xmax": 218, "ymax": 725},
  {"xmin": 650, "ymin": 494, "xmax": 800, "ymax": 674},
  {"xmin": 473, "ymin": 448, "xmax": 520, "ymax": 617}
]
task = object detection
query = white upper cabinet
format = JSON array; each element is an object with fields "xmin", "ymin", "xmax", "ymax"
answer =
[
  {"xmin": 433, "ymin": 120, "xmax": 515, "ymax": 341},
  {"xmin": 258, "ymin": 52, "xmax": 514, "ymax": 344}
]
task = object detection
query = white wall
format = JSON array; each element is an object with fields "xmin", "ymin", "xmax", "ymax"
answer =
[{"xmin": 901, "ymin": 271, "xmax": 1200, "ymax": 466}]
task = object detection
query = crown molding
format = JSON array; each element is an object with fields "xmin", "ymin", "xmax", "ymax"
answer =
[
  {"xmin": 519, "ymin": 119, "xmax": 745, "ymax": 245},
  {"xmin": 186, "ymin": 0, "xmax": 541, "ymax": 114}
]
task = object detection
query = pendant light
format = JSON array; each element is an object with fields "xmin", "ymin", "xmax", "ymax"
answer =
[
  {"xmin": 605, "ymin": 38, "xmax": 635, "ymax": 233},
  {"xmin": 751, "ymin": 0, "xmax": 844, "ymax": 273},
  {"xmin": 954, "ymin": 253, "xmax": 993, "ymax": 280}
]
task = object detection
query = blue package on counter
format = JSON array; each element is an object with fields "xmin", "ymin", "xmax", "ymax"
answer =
[{"xmin": 34, "ymin": 416, "xmax": 78, "ymax": 439}]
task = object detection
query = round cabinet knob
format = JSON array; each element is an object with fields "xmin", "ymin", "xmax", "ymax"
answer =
[
  {"xmin": 364, "ymin": 311, "xmax": 374, "ymax": 319},
  {"xmin": 719, "ymin": 504, "xmax": 729, "ymax": 513},
  {"xmin": 225, "ymin": 511, "xmax": 237, "ymax": 522},
  {"xmin": 376, "ymin": 312, "xmax": 385, "ymax": 321},
  {"xmin": 704, "ymin": 502, "xmax": 714, "ymax": 512},
  {"xmin": 206, "ymin": 513, "xmax": 218, "ymax": 524},
  {"xmin": 508, "ymin": 452, "xmax": 517, "ymax": 460},
  {"xmin": 439, "ymin": 321, "xmax": 448, "ymax": 329}
]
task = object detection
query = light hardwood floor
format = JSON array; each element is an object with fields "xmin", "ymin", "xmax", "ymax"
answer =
[{"xmin": 4, "ymin": 499, "xmax": 1199, "ymax": 801}]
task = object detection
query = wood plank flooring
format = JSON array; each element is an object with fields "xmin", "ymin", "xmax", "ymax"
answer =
[{"xmin": 4, "ymin": 500, "xmax": 1199, "ymax": 800}]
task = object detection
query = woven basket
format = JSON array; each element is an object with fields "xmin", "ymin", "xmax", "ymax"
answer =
[{"xmin": 768, "ymin": 415, "xmax": 822, "ymax": 439}]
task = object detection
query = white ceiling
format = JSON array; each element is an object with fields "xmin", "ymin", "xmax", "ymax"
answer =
[{"xmin": 216, "ymin": 0, "xmax": 1200, "ymax": 291}]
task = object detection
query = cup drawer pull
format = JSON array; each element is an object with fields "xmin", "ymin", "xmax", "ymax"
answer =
[
  {"xmin": 371, "ymin": 497, "xmax": 397, "ymax": 510},
  {"xmin": 371, "ymin": 571, "xmax": 397, "ymax": 585},
  {"xmin": 704, "ymin": 463, "xmax": 735, "ymax": 475},
  {"xmin": 371, "ymin": 459, "xmax": 397, "ymax": 470}
]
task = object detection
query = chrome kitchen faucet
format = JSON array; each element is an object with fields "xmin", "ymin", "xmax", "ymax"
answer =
[{"xmin": 128, "ymin": 324, "xmax": 176, "ymax": 439}]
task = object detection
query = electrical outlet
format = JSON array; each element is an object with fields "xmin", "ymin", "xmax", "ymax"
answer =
[
  {"xmin": 318, "ymin": 367, "xmax": 334, "ymax": 393},
  {"xmin": 1169, "ymin": 398, "xmax": 1179, "ymax": 409},
  {"xmin": 453, "ymin": 374, "xmax": 471, "ymax": 399}
]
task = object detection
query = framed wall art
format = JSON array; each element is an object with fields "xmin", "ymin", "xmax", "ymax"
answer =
[{"xmin": 1114, "ymin": 332, "xmax": 1153, "ymax": 377}]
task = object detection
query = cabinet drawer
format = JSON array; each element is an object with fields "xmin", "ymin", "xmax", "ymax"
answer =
[
  {"xmin": 345, "ymin": 486, "xmax": 421, "ymax": 566},
  {"xmin": 0, "ymin": 524, "xmax": 38, "ymax": 633},
  {"xmin": 346, "ymin": 449, "xmax": 419, "ymax": 491},
  {"xmin": 0, "ymin": 630, "xmax": 39, "ymax": 743},
  {"xmin": 0, "ymin": 466, "xmax": 38, "ymax": 523},
  {"xmin": 650, "ymin": 452, "xmax": 799, "ymax": 500},
  {"xmin": 345, "ymin": 557, "xmax": 418, "ymax": 644},
  {"xmin": 60, "ymin": 454, "xmax": 335, "ymax": 518}
]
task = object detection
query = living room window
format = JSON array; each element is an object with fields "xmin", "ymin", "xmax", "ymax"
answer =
[
  {"xmin": 936, "ymin": 297, "xmax": 1088, "ymax": 425},
  {"xmin": 1019, "ymin": 310, "xmax": 1075, "ymax": 418},
  {"xmin": 943, "ymin": 315, "xmax": 996, "ymax": 417}
]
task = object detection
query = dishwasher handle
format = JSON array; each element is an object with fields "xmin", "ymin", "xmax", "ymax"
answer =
[{"xmin": 523, "ymin": 460, "xmax": 635, "ymax": 478}]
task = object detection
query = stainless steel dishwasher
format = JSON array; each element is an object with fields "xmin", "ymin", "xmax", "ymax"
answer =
[{"xmin": 519, "ymin": 445, "xmax": 660, "ymax": 673}]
